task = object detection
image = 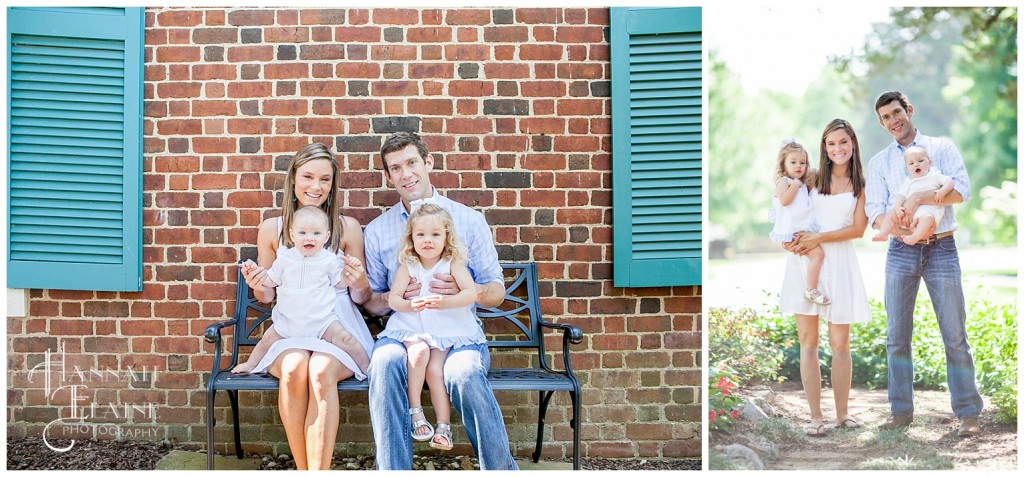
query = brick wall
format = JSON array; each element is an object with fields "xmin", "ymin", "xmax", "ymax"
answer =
[{"xmin": 5, "ymin": 7, "xmax": 701, "ymax": 460}]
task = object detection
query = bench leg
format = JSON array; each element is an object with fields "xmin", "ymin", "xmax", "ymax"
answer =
[
  {"xmin": 533, "ymin": 391, "xmax": 555, "ymax": 463},
  {"xmin": 570, "ymin": 388, "xmax": 580, "ymax": 470},
  {"xmin": 228, "ymin": 390, "xmax": 243, "ymax": 459},
  {"xmin": 206, "ymin": 389, "xmax": 217, "ymax": 470}
]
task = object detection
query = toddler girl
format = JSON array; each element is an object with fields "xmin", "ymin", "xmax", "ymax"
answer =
[
  {"xmin": 382, "ymin": 203, "xmax": 484, "ymax": 451},
  {"xmin": 771, "ymin": 140, "xmax": 830, "ymax": 305}
]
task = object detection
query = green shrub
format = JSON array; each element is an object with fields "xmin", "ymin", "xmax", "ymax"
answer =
[
  {"xmin": 708, "ymin": 306, "xmax": 784, "ymax": 384},
  {"xmin": 712, "ymin": 287, "xmax": 1017, "ymax": 420}
]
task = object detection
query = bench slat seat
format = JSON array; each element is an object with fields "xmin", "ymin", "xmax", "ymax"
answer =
[{"xmin": 204, "ymin": 262, "xmax": 583, "ymax": 470}]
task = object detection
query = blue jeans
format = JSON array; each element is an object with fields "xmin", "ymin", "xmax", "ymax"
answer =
[
  {"xmin": 367, "ymin": 337, "xmax": 519, "ymax": 470},
  {"xmin": 884, "ymin": 236, "xmax": 983, "ymax": 419}
]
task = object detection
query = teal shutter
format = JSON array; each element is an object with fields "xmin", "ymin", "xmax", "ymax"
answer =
[
  {"xmin": 610, "ymin": 7, "xmax": 702, "ymax": 287},
  {"xmin": 7, "ymin": 7, "xmax": 143, "ymax": 291}
]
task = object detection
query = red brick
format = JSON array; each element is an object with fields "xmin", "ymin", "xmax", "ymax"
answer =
[
  {"xmin": 192, "ymin": 100, "xmax": 236, "ymax": 116},
  {"xmin": 157, "ymin": 10, "xmax": 203, "ymax": 27},
  {"xmin": 520, "ymin": 44, "xmax": 563, "ymax": 61},
  {"xmin": 227, "ymin": 9, "xmax": 274, "ymax": 26},
  {"xmin": 334, "ymin": 26, "xmax": 381, "ymax": 42},
  {"xmin": 373, "ymin": 8, "xmax": 419, "ymax": 24},
  {"xmin": 484, "ymin": 63, "xmax": 530, "ymax": 79},
  {"xmin": 156, "ymin": 119, "xmax": 202, "ymax": 135},
  {"xmin": 445, "ymin": 117, "xmax": 491, "ymax": 134},
  {"xmin": 370, "ymin": 45, "xmax": 417, "ymax": 61},
  {"xmin": 557, "ymin": 63, "xmax": 604, "ymax": 80},
  {"xmin": 331, "ymin": 62, "xmax": 379, "ymax": 79},
  {"xmin": 154, "ymin": 228, "xmax": 200, "ymax": 245},
  {"xmin": 226, "ymin": 45, "xmax": 274, "ymax": 62},
  {"xmin": 371, "ymin": 81, "xmax": 418, "ymax": 96},
  {"xmin": 553, "ymin": 135, "xmax": 601, "ymax": 152},
  {"xmin": 665, "ymin": 332, "xmax": 700, "ymax": 350},
  {"xmin": 409, "ymin": 63, "xmax": 454, "ymax": 79},
  {"xmin": 409, "ymin": 99, "xmax": 453, "ymax": 116},
  {"xmin": 556, "ymin": 26, "xmax": 606, "ymax": 43},
  {"xmin": 444, "ymin": 45, "xmax": 490, "ymax": 62},
  {"xmin": 520, "ymin": 81, "xmax": 566, "ymax": 97},
  {"xmin": 156, "ymin": 82, "xmax": 201, "ymax": 99},
  {"xmin": 225, "ymin": 118, "xmax": 272, "ymax": 135},
  {"xmin": 517, "ymin": 8, "xmax": 562, "ymax": 24},
  {"xmin": 587, "ymin": 442, "xmax": 635, "ymax": 458},
  {"xmin": 482, "ymin": 135, "xmax": 527, "ymax": 152},
  {"xmin": 156, "ymin": 46, "xmax": 201, "ymax": 63},
  {"xmin": 265, "ymin": 27, "xmax": 309, "ymax": 43},
  {"xmin": 293, "ymin": 117, "xmax": 339, "ymax": 134},
  {"xmin": 192, "ymin": 138, "xmax": 235, "ymax": 154},
  {"xmin": 191, "ymin": 283, "xmax": 236, "ymax": 300},
  {"xmin": 265, "ymin": 63, "xmax": 308, "ymax": 79},
  {"xmin": 520, "ymin": 118, "xmax": 565, "ymax": 134},
  {"xmin": 334, "ymin": 99, "xmax": 382, "ymax": 116},
  {"xmin": 263, "ymin": 99, "xmax": 308, "ymax": 116},
  {"xmin": 298, "ymin": 80, "xmax": 346, "ymax": 97},
  {"xmin": 445, "ymin": 9, "xmax": 490, "ymax": 25},
  {"xmin": 226, "ymin": 191, "xmax": 273, "ymax": 208},
  {"xmin": 225, "ymin": 82, "xmax": 271, "ymax": 98},
  {"xmin": 407, "ymin": 27, "xmax": 452, "ymax": 43}
]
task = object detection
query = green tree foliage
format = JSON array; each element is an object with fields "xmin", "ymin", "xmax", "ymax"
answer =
[{"xmin": 835, "ymin": 7, "xmax": 1017, "ymax": 245}]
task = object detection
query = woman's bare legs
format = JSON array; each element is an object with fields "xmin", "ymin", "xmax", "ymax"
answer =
[
  {"xmin": 828, "ymin": 322, "xmax": 854, "ymax": 425},
  {"xmin": 304, "ymin": 352, "xmax": 352, "ymax": 470},
  {"xmin": 267, "ymin": 349, "xmax": 312, "ymax": 470},
  {"xmin": 795, "ymin": 314, "xmax": 824, "ymax": 432},
  {"xmin": 404, "ymin": 340, "xmax": 432, "ymax": 438}
]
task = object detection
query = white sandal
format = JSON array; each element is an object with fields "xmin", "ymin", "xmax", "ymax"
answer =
[
  {"xmin": 409, "ymin": 407, "xmax": 434, "ymax": 441},
  {"xmin": 804, "ymin": 288, "xmax": 831, "ymax": 306},
  {"xmin": 430, "ymin": 423, "xmax": 453, "ymax": 450}
]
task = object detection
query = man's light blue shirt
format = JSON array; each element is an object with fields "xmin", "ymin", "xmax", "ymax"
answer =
[
  {"xmin": 866, "ymin": 130, "xmax": 970, "ymax": 235},
  {"xmin": 364, "ymin": 189, "xmax": 503, "ymax": 295}
]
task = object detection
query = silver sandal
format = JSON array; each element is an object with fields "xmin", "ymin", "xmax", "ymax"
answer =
[
  {"xmin": 430, "ymin": 423, "xmax": 453, "ymax": 450},
  {"xmin": 409, "ymin": 407, "xmax": 434, "ymax": 441}
]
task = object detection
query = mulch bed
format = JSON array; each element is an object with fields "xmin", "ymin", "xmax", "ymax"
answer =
[{"xmin": 7, "ymin": 437, "xmax": 701, "ymax": 470}]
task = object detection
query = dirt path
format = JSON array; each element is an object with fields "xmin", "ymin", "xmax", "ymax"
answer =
[{"xmin": 752, "ymin": 383, "xmax": 1017, "ymax": 470}]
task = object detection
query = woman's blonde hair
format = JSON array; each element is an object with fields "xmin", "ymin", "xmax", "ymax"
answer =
[
  {"xmin": 281, "ymin": 143, "xmax": 342, "ymax": 251},
  {"xmin": 397, "ymin": 204, "xmax": 467, "ymax": 266}
]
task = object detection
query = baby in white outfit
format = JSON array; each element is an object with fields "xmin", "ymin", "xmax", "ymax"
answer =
[
  {"xmin": 872, "ymin": 146, "xmax": 953, "ymax": 245},
  {"xmin": 232, "ymin": 206, "xmax": 369, "ymax": 374}
]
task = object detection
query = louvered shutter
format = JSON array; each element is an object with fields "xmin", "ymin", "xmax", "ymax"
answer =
[
  {"xmin": 610, "ymin": 7, "xmax": 702, "ymax": 287},
  {"xmin": 7, "ymin": 7, "xmax": 143, "ymax": 291}
]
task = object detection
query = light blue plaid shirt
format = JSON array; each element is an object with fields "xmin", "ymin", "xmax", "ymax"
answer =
[
  {"xmin": 364, "ymin": 188, "xmax": 503, "ymax": 295},
  {"xmin": 865, "ymin": 130, "xmax": 970, "ymax": 235}
]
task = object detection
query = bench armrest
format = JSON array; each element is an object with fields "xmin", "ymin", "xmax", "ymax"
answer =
[
  {"xmin": 204, "ymin": 318, "xmax": 239, "ymax": 375},
  {"xmin": 538, "ymin": 318, "xmax": 583, "ymax": 344},
  {"xmin": 538, "ymin": 318, "xmax": 584, "ymax": 375},
  {"xmin": 204, "ymin": 318, "xmax": 238, "ymax": 344}
]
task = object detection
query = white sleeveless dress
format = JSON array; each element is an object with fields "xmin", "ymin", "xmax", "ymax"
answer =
[
  {"xmin": 377, "ymin": 258, "xmax": 486, "ymax": 350},
  {"xmin": 779, "ymin": 191, "xmax": 870, "ymax": 324},
  {"xmin": 249, "ymin": 219, "xmax": 375, "ymax": 379}
]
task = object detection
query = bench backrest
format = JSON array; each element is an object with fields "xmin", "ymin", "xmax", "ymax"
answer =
[{"xmin": 230, "ymin": 262, "xmax": 546, "ymax": 354}]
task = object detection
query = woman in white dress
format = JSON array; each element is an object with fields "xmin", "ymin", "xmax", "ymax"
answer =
[
  {"xmin": 240, "ymin": 143, "xmax": 375, "ymax": 470},
  {"xmin": 781, "ymin": 119, "xmax": 870, "ymax": 436}
]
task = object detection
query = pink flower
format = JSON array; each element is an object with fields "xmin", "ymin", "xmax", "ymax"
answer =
[
  {"xmin": 721, "ymin": 388, "xmax": 730, "ymax": 396},
  {"xmin": 730, "ymin": 409, "xmax": 740, "ymax": 419},
  {"xmin": 709, "ymin": 411, "xmax": 717, "ymax": 422}
]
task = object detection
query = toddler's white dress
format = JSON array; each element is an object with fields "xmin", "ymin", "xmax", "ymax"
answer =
[{"xmin": 378, "ymin": 258, "xmax": 486, "ymax": 350}]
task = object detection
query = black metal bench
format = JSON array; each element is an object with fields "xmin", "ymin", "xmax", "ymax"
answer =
[{"xmin": 204, "ymin": 262, "xmax": 583, "ymax": 469}]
